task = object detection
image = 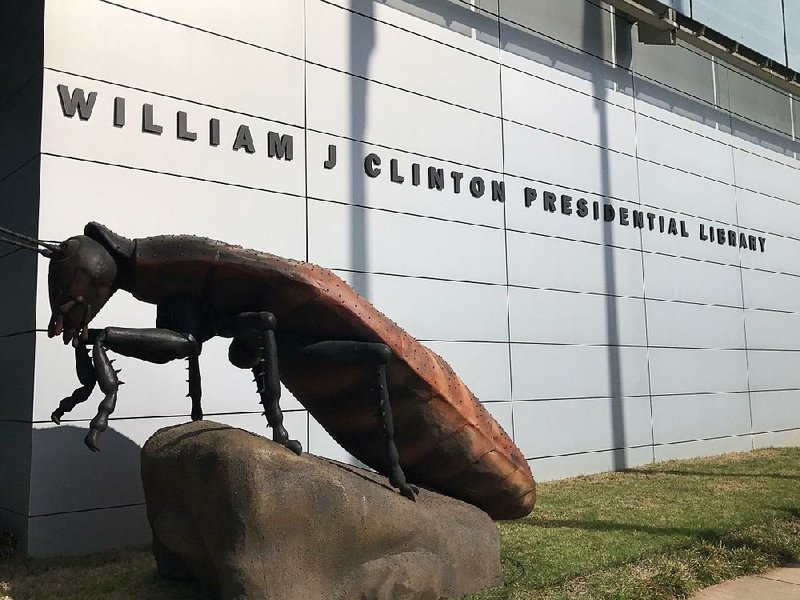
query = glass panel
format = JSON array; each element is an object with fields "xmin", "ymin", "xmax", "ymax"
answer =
[
  {"xmin": 786, "ymin": 0, "xmax": 800, "ymax": 71},
  {"xmin": 660, "ymin": 0, "xmax": 691, "ymax": 16},
  {"xmin": 500, "ymin": 0, "xmax": 614, "ymax": 63},
  {"xmin": 380, "ymin": 0, "xmax": 500, "ymax": 45},
  {"xmin": 632, "ymin": 37, "xmax": 717, "ymax": 106},
  {"xmin": 692, "ymin": 0, "xmax": 786, "ymax": 65},
  {"xmin": 725, "ymin": 67, "xmax": 793, "ymax": 137}
]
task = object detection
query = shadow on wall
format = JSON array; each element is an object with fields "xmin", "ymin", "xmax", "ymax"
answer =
[
  {"xmin": 388, "ymin": 0, "xmax": 799, "ymax": 158},
  {"xmin": 349, "ymin": 0, "xmax": 374, "ymax": 297},
  {"xmin": 584, "ymin": 5, "xmax": 630, "ymax": 470},
  {"xmin": 30, "ymin": 424, "xmax": 144, "ymax": 518},
  {"xmin": 379, "ymin": 0, "xmax": 500, "ymax": 44}
]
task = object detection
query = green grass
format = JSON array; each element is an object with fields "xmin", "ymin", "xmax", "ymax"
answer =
[
  {"xmin": 2, "ymin": 447, "xmax": 800, "ymax": 600},
  {"xmin": 470, "ymin": 447, "xmax": 800, "ymax": 599}
]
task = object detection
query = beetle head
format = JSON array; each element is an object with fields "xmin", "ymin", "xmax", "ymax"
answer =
[
  {"xmin": 47, "ymin": 235, "xmax": 119, "ymax": 344},
  {"xmin": 0, "ymin": 222, "xmax": 133, "ymax": 345}
]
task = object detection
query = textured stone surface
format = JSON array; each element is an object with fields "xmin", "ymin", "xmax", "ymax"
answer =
[{"xmin": 141, "ymin": 420, "xmax": 503, "ymax": 600}]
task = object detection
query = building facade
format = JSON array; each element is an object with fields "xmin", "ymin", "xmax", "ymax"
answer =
[{"xmin": 2, "ymin": 0, "xmax": 800, "ymax": 556}]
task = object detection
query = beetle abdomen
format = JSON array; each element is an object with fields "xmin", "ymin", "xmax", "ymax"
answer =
[
  {"xmin": 131, "ymin": 235, "xmax": 536, "ymax": 519},
  {"xmin": 275, "ymin": 262, "xmax": 536, "ymax": 520}
]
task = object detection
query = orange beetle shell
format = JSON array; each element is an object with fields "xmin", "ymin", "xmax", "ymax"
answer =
[{"xmin": 132, "ymin": 236, "xmax": 537, "ymax": 519}]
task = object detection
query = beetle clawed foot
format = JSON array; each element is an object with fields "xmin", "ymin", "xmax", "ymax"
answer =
[
  {"xmin": 284, "ymin": 439, "xmax": 303, "ymax": 455},
  {"xmin": 399, "ymin": 483, "xmax": 419, "ymax": 502},
  {"xmin": 84, "ymin": 430, "xmax": 101, "ymax": 453}
]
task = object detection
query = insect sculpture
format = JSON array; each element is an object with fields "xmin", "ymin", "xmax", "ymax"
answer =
[{"xmin": 0, "ymin": 223, "xmax": 536, "ymax": 519}]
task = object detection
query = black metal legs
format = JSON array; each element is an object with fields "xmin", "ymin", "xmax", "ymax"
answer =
[
  {"xmin": 219, "ymin": 312, "xmax": 302, "ymax": 455},
  {"xmin": 51, "ymin": 344, "xmax": 96, "ymax": 425},
  {"xmin": 53, "ymin": 327, "xmax": 201, "ymax": 451},
  {"xmin": 188, "ymin": 354, "xmax": 202, "ymax": 421},
  {"xmin": 376, "ymin": 362, "xmax": 418, "ymax": 501},
  {"xmin": 254, "ymin": 327, "xmax": 302, "ymax": 455},
  {"xmin": 292, "ymin": 340, "xmax": 418, "ymax": 501}
]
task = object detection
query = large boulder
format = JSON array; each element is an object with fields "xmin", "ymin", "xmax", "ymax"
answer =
[{"xmin": 141, "ymin": 420, "xmax": 503, "ymax": 600}]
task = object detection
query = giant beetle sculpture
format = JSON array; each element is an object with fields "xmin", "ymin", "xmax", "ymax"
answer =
[{"xmin": 0, "ymin": 223, "xmax": 536, "ymax": 519}]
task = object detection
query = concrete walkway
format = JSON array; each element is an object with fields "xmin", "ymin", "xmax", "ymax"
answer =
[{"xmin": 692, "ymin": 564, "xmax": 800, "ymax": 599}]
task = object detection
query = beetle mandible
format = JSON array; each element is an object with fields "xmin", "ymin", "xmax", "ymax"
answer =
[{"xmin": 0, "ymin": 222, "xmax": 536, "ymax": 519}]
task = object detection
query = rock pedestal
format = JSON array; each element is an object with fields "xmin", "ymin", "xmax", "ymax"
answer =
[{"xmin": 141, "ymin": 420, "xmax": 503, "ymax": 600}]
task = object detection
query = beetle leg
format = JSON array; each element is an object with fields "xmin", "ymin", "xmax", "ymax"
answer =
[
  {"xmin": 187, "ymin": 355, "xmax": 202, "ymax": 421},
  {"xmin": 51, "ymin": 343, "xmax": 97, "ymax": 424},
  {"xmin": 216, "ymin": 312, "xmax": 302, "ymax": 455},
  {"xmin": 290, "ymin": 340, "xmax": 419, "ymax": 501},
  {"xmin": 85, "ymin": 329, "xmax": 120, "ymax": 452},
  {"xmin": 82, "ymin": 327, "xmax": 202, "ymax": 451},
  {"xmin": 376, "ymin": 362, "xmax": 419, "ymax": 501},
  {"xmin": 253, "ymin": 326, "xmax": 302, "ymax": 455}
]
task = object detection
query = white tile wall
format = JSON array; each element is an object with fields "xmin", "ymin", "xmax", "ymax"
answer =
[
  {"xmin": 308, "ymin": 199, "xmax": 507, "ymax": 282},
  {"xmin": 751, "ymin": 390, "xmax": 800, "ymax": 432},
  {"xmin": 13, "ymin": 0, "xmax": 800, "ymax": 552},
  {"xmin": 329, "ymin": 0, "xmax": 501, "ymax": 60},
  {"xmin": 643, "ymin": 254, "xmax": 742, "ymax": 306},
  {"xmin": 752, "ymin": 429, "xmax": 800, "ymax": 449},
  {"xmin": 510, "ymin": 287, "xmax": 647, "ymax": 346},
  {"xmin": 653, "ymin": 435, "xmax": 752, "ymax": 462},
  {"xmin": 513, "ymin": 396, "xmax": 653, "ymax": 457},
  {"xmin": 507, "ymin": 231, "xmax": 645, "ymax": 296},
  {"xmin": 740, "ymin": 235, "xmax": 800, "ymax": 277},
  {"xmin": 530, "ymin": 445, "xmax": 653, "ymax": 481},
  {"xmin": 748, "ymin": 350, "xmax": 800, "ymax": 392},
  {"xmin": 742, "ymin": 269, "xmax": 800, "ymax": 312},
  {"xmin": 504, "ymin": 121, "xmax": 639, "ymax": 202},
  {"xmin": 736, "ymin": 188, "xmax": 800, "ymax": 239},
  {"xmin": 425, "ymin": 340, "xmax": 511, "ymax": 401},
  {"xmin": 511, "ymin": 344, "xmax": 650, "ymax": 400},
  {"xmin": 307, "ymin": 0, "xmax": 501, "ymax": 115},
  {"xmin": 501, "ymin": 66, "xmax": 636, "ymax": 153},
  {"xmin": 645, "ymin": 301, "xmax": 746, "ymax": 349},
  {"xmin": 637, "ymin": 160, "xmax": 738, "ymax": 224},
  {"xmin": 335, "ymin": 271, "xmax": 509, "ymax": 342},
  {"xmin": 636, "ymin": 113, "xmax": 734, "ymax": 184},
  {"xmin": 484, "ymin": 401, "xmax": 514, "ymax": 437},
  {"xmin": 745, "ymin": 310, "xmax": 800, "ymax": 351},
  {"xmin": 733, "ymin": 146, "xmax": 800, "ymax": 202},
  {"xmin": 43, "ymin": 0, "xmax": 304, "ymax": 125},
  {"xmin": 651, "ymin": 392, "xmax": 751, "ymax": 444},
  {"xmin": 27, "ymin": 504, "xmax": 151, "ymax": 557},
  {"xmin": 110, "ymin": 0, "xmax": 305, "ymax": 58},
  {"xmin": 648, "ymin": 349, "xmax": 749, "ymax": 395},
  {"xmin": 306, "ymin": 64, "xmax": 503, "ymax": 170}
]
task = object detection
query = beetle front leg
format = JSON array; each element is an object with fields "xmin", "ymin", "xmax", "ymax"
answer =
[
  {"xmin": 85, "ymin": 329, "xmax": 120, "ymax": 452},
  {"xmin": 82, "ymin": 327, "xmax": 201, "ymax": 452},
  {"xmin": 51, "ymin": 343, "xmax": 97, "ymax": 424}
]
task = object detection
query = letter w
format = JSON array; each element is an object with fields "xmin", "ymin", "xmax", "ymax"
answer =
[{"xmin": 57, "ymin": 85, "xmax": 97, "ymax": 120}]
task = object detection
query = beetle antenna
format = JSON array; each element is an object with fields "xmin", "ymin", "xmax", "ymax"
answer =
[
  {"xmin": 0, "ymin": 226, "xmax": 61, "ymax": 254},
  {"xmin": 0, "ymin": 234, "xmax": 55, "ymax": 257}
]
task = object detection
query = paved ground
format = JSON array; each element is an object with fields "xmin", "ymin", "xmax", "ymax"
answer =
[{"xmin": 692, "ymin": 564, "xmax": 800, "ymax": 599}]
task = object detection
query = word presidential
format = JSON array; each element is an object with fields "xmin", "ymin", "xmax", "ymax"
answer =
[{"xmin": 523, "ymin": 188, "xmax": 767, "ymax": 253}]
